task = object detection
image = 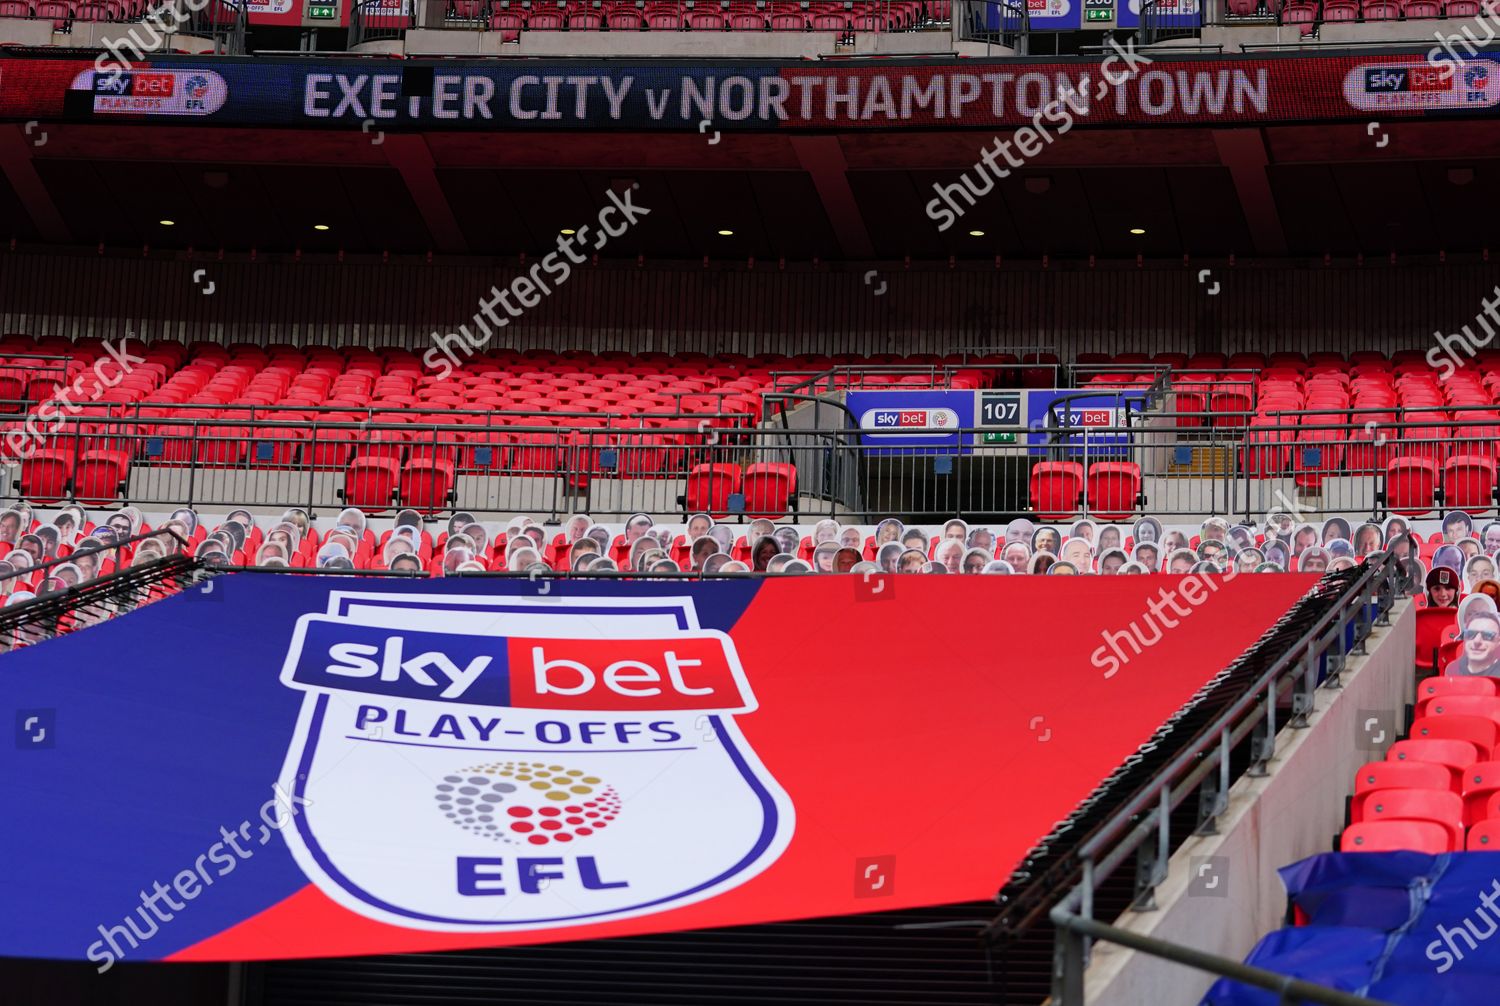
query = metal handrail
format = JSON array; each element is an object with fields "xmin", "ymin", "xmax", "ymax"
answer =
[
  {"xmin": 1051, "ymin": 913, "xmax": 1395, "ymax": 1006},
  {"xmin": 1041, "ymin": 552, "xmax": 1405, "ymax": 1004},
  {"xmin": 0, "ymin": 527, "xmax": 190, "ymax": 585}
]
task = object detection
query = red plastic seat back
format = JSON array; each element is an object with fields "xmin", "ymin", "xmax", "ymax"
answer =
[{"xmin": 1341, "ymin": 820, "xmax": 1452, "ymax": 854}]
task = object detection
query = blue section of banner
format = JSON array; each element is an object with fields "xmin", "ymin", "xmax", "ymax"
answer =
[{"xmin": 0, "ymin": 574, "xmax": 760, "ymax": 962}]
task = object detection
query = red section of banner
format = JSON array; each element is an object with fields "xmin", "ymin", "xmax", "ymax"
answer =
[{"xmin": 172, "ymin": 573, "xmax": 1315, "ymax": 961}]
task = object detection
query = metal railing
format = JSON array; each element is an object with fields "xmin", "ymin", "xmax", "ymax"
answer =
[
  {"xmin": 183, "ymin": 0, "xmax": 248, "ymax": 54},
  {"xmin": 423, "ymin": 0, "xmax": 946, "ymax": 33},
  {"xmin": 955, "ymin": 0, "xmax": 1028, "ymax": 51},
  {"xmin": 0, "ymin": 528, "xmax": 195, "ymax": 650},
  {"xmin": 353, "ymin": 0, "xmax": 416, "ymax": 44},
  {"xmin": 1141, "ymin": 0, "xmax": 1204, "ymax": 44},
  {"xmin": 1034, "ymin": 553, "xmax": 1407, "ymax": 1004},
  {"xmin": 8, "ymin": 396, "xmax": 1500, "ymax": 523}
]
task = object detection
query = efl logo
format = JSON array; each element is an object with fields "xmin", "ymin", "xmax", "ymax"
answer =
[{"xmin": 276, "ymin": 592, "xmax": 792, "ymax": 932}]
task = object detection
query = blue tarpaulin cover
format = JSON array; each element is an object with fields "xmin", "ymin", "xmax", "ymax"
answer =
[{"xmin": 1203, "ymin": 853, "xmax": 1500, "ymax": 1005}]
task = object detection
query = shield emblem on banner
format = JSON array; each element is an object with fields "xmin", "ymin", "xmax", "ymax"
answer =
[{"xmin": 275, "ymin": 590, "xmax": 794, "ymax": 932}]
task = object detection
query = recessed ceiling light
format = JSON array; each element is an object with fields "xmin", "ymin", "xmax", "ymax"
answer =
[
  {"xmin": 560, "ymin": 228, "xmax": 576, "ymax": 235},
  {"xmin": 968, "ymin": 229, "xmax": 986, "ymax": 237},
  {"xmin": 1129, "ymin": 227, "xmax": 1146, "ymax": 235},
  {"xmin": 313, "ymin": 224, "xmax": 330, "ymax": 232},
  {"xmin": 717, "ymin": 229, "xmax": 734, "ymax": 236},
  {"xmin": 158, "ymin": 219, "xmax": 175, "ymax": 226}
]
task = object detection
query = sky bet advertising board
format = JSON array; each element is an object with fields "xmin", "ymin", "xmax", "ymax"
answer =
[
  {"xmin": 846, "ymin": 387, "xmax": 1146, "ymax": 455},
  {"xmin": 0, "ymin": 51, "xmax": 1498, "ymax": 131},
  {"xmin": 0, "ymin": 573, "xmax": 1316, "ymax": 965}
]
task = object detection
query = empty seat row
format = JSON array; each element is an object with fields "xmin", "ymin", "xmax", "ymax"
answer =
[
  {"xmin": 1383, "ymin": 456, "xmax": 1500, "ymax": 516},
  {"xmin": 1340, "ymin": 702, "xmax": 1500, "ymax": 852},
  {"xmin": 1028, "ymin": 461, "xmax": 1145, "ymax": 522}
]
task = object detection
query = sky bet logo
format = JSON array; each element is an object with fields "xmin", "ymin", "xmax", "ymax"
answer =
[
  {"xmin": 284, "ymin": 617, "xmax": 751, "ymax": 712},
  {"xmin": 860, "ymin": 407, "xmax": 960, "ymax": 432},
  {"xmin": 94, "ymin": 71, "xmax": 177, "ymax": 97},
  {"xmin": 1364, "ymin": 67, "xmax": 1447, "ymax": 93}
]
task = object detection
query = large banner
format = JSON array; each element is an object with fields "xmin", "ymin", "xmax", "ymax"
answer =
[
  {"xmin": 1, "ymin": 573, "xmax": 1314, "ymax": 965},
  {"xmin": 0, "ymin": 49, "xmax": 1495, "ymax": 131}
]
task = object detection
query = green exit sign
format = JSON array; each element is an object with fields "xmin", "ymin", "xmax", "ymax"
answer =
[
  {"xmin": 1085, "ymin": 7, "xmax": 1111, "ymax": 17},
  {"xmin": 982, "ymin": 431, "xmax": 1016, "ymax": 445},
  {"xmin": 308, "ymin": 2, "xmax": 337, "ymax": 16}
]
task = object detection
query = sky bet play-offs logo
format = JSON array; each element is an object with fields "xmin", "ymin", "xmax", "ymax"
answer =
[
  {"xmin": 68, "ymin": 69, "xmax": 228, "ymax": 116},
  {"xmin": 1342, "ymin": 60, "xmax": 1500, "ymax": 112},
  {"xmin": 275, "ymin": 591, "xmax": 794, "ymax": 932},
  {"xmin": 859, "ymin": 407, "xmax": 960, "ymax": 435}
]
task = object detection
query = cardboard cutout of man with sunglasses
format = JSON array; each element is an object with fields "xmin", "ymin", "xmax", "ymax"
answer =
[{"xmin": 1452, "ymin": 609, "xmax": 1500, "ymax": 678}]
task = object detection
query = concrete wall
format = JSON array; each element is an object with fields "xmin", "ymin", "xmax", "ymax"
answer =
[{"xmin": 1086, "ymin": 598, "xmax": 1416, "ymax": 1005}]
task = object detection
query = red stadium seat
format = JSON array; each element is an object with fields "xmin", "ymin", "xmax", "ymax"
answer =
[
  {"xmin": 345, "ymin": 456, "xmax": 401, "ymax": 512},
  {"xmin": 1410, "ymin": 715, "xmax": 1498, "ymax": 762},
  {"xmin": 685, "ymin": 463, "xmax": 742, "ymax": 515},
  {"xmin": 1340, "ymin": 820, "xmax": 1452, "ymax": 854},
  {"xmin": 1423, "ymin": 695, "xmax": 1500, "ymax": 732},
  {"xmin": 34, "ymin": 0, "xmax": 67, "ymax": 26},
  {"xmin": 1415, "ymin": 607, "xmax": 1458, "ymax": 675},
  {"xmin": 1356, "ymin": 787, "xmax": 1464, "ymax": 850},
  {"xmin": 1386, "ymin": 457, "xmax": 1439, "ymax": 516},
  {"xmin": 1444, "ymin": 455, "xmax": 1496, "ymax": 512},
  {"xmin": 741, "ymin": 462, "xmax": 797, "ymax": 517},
  {"xmin": 1029, "ymin": 461, "xmax": 1084, "ymax": 519},
  {"xmin": 607, "ymin": 9, "xmax": 645, "ymax": 28},
  {"xmin": 1467, "ymin": 818, "xmax": 1500, "ymax": 849},
  {"xmin": 1387, "ymin": 738, "xmax": 1482, "ymax": 787},
  {"xmin": 1460, "ymin": 762, "xmax": 1500, "ymax": 826},
  {"xmin": 401, "ymin": 458, "xmax": 455, "ymax": 514},
  {"xmin": 1085, "ymin": 462, "xmax": 1142, "ymax": 521},
  {"xmin": 1417, "ymin": 674, "xmax": 1498, "ymax": 716},
  {"xmin": 1353, "ymin": 759, "xmax": 1455, "ymax": 801},
  {"xmin": 72, "ymin": 450, "xmax": 130, "ymax": 505},
  {"xmin": 19, "ymin": 448, "xmax": 73, "ymax": 504}
]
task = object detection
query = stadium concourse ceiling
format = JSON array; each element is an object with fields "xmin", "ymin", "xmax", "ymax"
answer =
[{"xmin": 2, "ymin": 119, "xmax": 1499, "ymax": 260}]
